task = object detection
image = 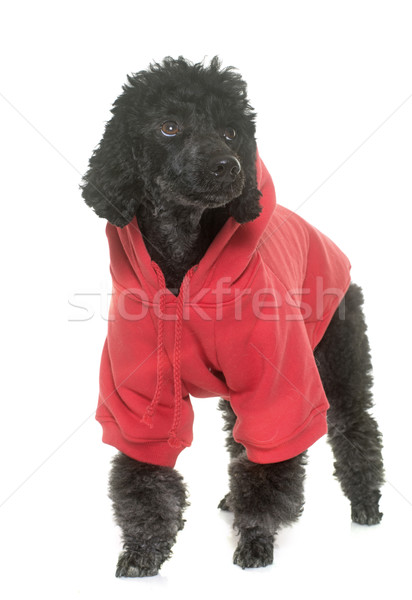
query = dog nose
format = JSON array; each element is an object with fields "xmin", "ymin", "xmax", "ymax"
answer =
[{"xmin": 209, "ymin": 155, "xmax": 241, "ymax": 182}]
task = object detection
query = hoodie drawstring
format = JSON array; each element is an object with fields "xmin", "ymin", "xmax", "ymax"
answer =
[
  {"xmin": 140, "ymin": 262, "xmax": 195, "ymax": 449},
  {"xmin": 139, "ymin": 262, "xmax": 166, "ymax": 429}
]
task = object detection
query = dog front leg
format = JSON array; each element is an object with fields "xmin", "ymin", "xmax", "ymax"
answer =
[
  {"xmin": 227, "ymin": 452, "xmax": 307, "ymax": 569},
  {"xmin": 108, "ymin": 452, "xmax": 188, "ymax": 577}
]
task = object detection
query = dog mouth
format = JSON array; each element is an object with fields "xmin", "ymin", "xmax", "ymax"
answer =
[
  {"xmin": 154, "ymin": 152, "xmax": 246, "ymax": 207},
  {"xmin": 181, "ymin": 176, "xmax": 244, "ymax": 208},
  {"xmin": 199, "ymin": 180, "xmax": 245, "ymax": 205},
  {"xmin": 190, "ymin": 154, "xmax": 246, "ymax": 206}
]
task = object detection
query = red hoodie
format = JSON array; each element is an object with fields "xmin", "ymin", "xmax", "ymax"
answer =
[{"xmin": 96, "ymin": 154, "xmax": 351, "ymax": 467}]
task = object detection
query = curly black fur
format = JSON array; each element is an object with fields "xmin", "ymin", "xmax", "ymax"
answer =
[
  {"xmin": 82, "ymin": 57, "xmax": 384, "ymax": 576},
  {"xmin": 315, "ymin": 283, "xmax": 385, "ymax": 524},
  {"xmin": 228, "ymin": 452, "xmax": 307, "ymax": 568},
  {"xmin": 81, "ymin": 56, "xmax": 261, "ymax": 290},
  {"xmin": 109, "ymin": 453, "xmax": 189, "ymax": 577}
]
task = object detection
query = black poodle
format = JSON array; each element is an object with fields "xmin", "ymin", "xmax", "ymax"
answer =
[{"xmin": 81, "ymin": 57, "xmax": 384, "ymax": 576}]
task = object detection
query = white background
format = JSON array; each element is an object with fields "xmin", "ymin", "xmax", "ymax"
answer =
[{"xmin": 1, "ymin": 1, "xmax": 411, "ymax": 598}]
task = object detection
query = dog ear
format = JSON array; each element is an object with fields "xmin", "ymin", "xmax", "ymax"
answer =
[
  {"xmin": 229, "ymin": 158, "xmax": 262, "ymax": 224},
  {"xmin": 80, "ymin": 112, "xmax": 140, "ymax": 228}
]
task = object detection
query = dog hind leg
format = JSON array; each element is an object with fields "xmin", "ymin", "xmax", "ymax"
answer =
[
  {"xmin": 109, "ymin": 452, "xmax": 188, "ymax": 577},
  {"xmin": 314, "ymin": 282, "xmax": 384, "ymax": 524}
]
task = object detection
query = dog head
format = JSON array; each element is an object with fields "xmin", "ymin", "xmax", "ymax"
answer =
[{"xmin": 81, "ymin": 56, "xmax": 262, "ymax": 227}]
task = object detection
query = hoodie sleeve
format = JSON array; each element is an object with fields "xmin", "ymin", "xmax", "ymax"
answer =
[{"xmin": 215, "ymin": 273, "xmax": 330, "ymax": 464}]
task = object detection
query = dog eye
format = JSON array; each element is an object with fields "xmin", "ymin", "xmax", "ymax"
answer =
[
  {"xmin": 161, "ymin": 121, "xmax": 180, "ymax": 137},
  {"xmin": 224, "ymin": 127, "xmax": 236, "ymax": 141}
]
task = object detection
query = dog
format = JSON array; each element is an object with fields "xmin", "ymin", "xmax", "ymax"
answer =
[{"xmin": 81, "ymin": 56, "xmax": 384, "ymax": 576}]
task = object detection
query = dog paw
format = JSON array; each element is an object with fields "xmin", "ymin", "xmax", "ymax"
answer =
[
  {"xmin": 233, "ymin": 534, "xmax": 274, "ymax": 569},
  {"xmin": 351, "ymin": 503, "xmax": 383, "ymax": 525},
  {"xmin": 115, "ymin": 549, "xmax": 165, "ymax": 578},
  {"xmin": 218, "ymin": 493, "xmax": 231, "ymax": 511}
]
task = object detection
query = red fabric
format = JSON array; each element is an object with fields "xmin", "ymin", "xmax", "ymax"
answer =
[{"xmin": 96, "ymin": 154, "xmax": 351, "ymax": 467}]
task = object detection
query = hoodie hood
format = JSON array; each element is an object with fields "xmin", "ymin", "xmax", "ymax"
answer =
[{"xmin": 108, "ymin": 151, "xmax": 275, "ymax": 301}]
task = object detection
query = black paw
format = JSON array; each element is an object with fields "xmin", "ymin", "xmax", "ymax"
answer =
[
  {"xmin": 115, "ymin": 549, "xmax": 165, "ymax": 578},
  {"xmin": 233, "ymin": 535, "xmax": 274, "ymax": 569},
  {"xmin": 351, "ymin": 503, "xmax": 383, "ymax": 525},
  {"xmin": 218, "ymin": 493, "xmax": 231, "ymax": 511}
]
